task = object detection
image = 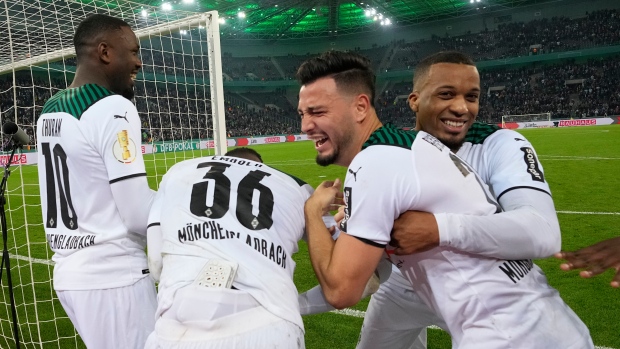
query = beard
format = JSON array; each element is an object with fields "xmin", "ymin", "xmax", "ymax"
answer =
[
  {"xmin": 110, "ymin": 79, "xmax": 135, "ymax": 101},
  {"xmin": 120, "ymin": 86, "xmax": 135, "ymax": 101},
  {"xmin": 315, "ymin": 129, "xmax": 352, "ymax": 167},
  {"xmin": 437, "ymin": 133, "xmax": 466, "ymax": 152},
  {"xmin": 316, "ymin": 152, "xmax": 338, "ymax": 167}
]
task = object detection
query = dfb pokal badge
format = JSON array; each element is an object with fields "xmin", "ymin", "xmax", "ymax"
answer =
[{"xmin": 113, "ymin": 130, "xmax": 136, "ymax": 163}]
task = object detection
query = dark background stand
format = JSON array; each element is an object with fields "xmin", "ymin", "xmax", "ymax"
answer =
[{"xmin": 0, "ymin": 140, "xmax": 22, "ymax": 349}]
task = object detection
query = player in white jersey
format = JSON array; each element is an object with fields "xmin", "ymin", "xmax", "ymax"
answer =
[
  {"xmin": 36, "ymin": 14, "xmax": 156, "ymax": 349},
  {"xmin": 297, "ymin": 50, "xmax": 593, "ymax": 349},
  {"xmin": 145, "ymin": 148, "xmax": 310, "ymax": 349},
  {"xmin": 356, "ymin": 51, "xmax": 588, "ymax": 349}
]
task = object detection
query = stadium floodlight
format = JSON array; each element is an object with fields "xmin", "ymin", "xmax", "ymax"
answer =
[
  {"xmin": 182, "ymin": 0, "xmax": 194, "ymax": 3},
  {"xmin": 0, "ymin": 4, "xmax": 227, "ymax": 347},
  {"xmin": 371, "ymin": 8, "xmax": 377, "ymax": 15},
  {"xmin": 141, "ymin": 9, "xmax": 147, "ymax": 17},
  {"xmin": 180, "ymin": 29, "xmax": 187, "ymax": 35},
  {"xmin": 219, "ymin": 17, "xmax": 226, "ymax": 24},
  {"xmin": 161, "ymin": 2, "xmax": 172, "ymax": 11},
  {"xmin": 238, "ymin": 11, "xmax": 246, "ymax": 18},
  {"xmin": 365, "ymin": 9, "xmax": 371, "ymax": 17}
]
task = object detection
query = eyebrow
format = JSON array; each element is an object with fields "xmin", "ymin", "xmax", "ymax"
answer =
[
  {"xmin": 436, "ymin": 85, "xmax": 481, "ymax": 92},
  {"xmin": 298, "ymin": 106, "xmax": 323, "ymax": 112}
]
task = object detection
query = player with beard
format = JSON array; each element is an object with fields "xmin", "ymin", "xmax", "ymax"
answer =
[
  {"xmin": 355, "ymin": 51, "xmax": 583, "ymax": 349},
  {"xmin": 298, "ymin": 50, "xmax": 593, "ymax": 348},
  {"xmin": 36, "ymin": 14, "xmax": 156, "ymax": 349}
]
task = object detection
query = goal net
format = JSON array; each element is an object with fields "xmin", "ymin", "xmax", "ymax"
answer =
[
  {"xmin": 0, "ymin": 0, "xmax": 226, "ymax": 347},
  {"xmin": 501, "ymin": 113, "xmax": 552, "ymax": 126}
]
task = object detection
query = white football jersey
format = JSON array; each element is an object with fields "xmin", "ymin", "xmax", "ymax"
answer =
[
  {"xmin": 148, "ymin": 155, "xmax": 312, "ymax": 330},
  {"xmin": 37, "ymin": 84, "xmax": 149, "ymax": 290},
  {"xmin": 341, "ymin": 124, "xmax": 591, "ymax": 348},
  {"xmin": 457, "ymin": 123, "xmax": 551, "ymax": 200},
  {"xmin": 389, "ymin": 123, "xmax": 555, "ymax": 290}
]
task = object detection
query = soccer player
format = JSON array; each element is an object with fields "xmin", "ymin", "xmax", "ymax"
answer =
[
  {"xmin": 36, "ymin": 14, "xmax": 156, "ymax": 349},
  {"xmin": 145, "ymin": 148, "xmax": 311, "ymax": 348},
  {"xmin": 556, "ymin": 236, "xmax": 620, "ymax": 288},
  {"xmin": 298, "ymin": 50, "xmax": 593, "ymax": 348},
  {"xmin": 356, "ymin": 51, "xmax": 579, "ymax": 349}
]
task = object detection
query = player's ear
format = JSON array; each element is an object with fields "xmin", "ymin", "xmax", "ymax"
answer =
[
  {"xmin": 98, "ymin": 41, "xmax": 112, "ymax": 64},
  {"xmin": 408, "ymin": 92, "xmax": 419, "ymax": 113},
  {"xmin": 354, "ymin": 93, "xmax": 371, "ymax": 123}
]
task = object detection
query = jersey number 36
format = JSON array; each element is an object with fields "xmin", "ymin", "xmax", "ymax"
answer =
[{"xmin": 189, "ymin": 162, "xmax": 274, "ymax": 231}]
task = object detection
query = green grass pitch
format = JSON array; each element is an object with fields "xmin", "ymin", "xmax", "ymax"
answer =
[{"xmin": 0, "ymin": 125, "xmax": 618, "ymax": 348}]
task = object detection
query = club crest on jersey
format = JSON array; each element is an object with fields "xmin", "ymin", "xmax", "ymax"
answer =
[
  {"xmin": 421, "ymin": 133, "xmax": 445, "ymax": 151},
  {"xmin": 113, "ymin": 130, "xmax": 136, "ymax": 163},
  {"xmin": 520, "ymin": 147, "xmax": 544, "ymax": 182}
]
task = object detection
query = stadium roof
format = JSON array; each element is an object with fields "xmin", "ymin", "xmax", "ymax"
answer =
[{"xmin": 131, "ymin": 0, "xmax": 556, "ymax": 39}]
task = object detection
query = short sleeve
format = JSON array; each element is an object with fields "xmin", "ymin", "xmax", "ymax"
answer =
[
  {"xmin": 484, "ymin": 130, "xmax": 552, "ymax": 200},
  {"xmin": 84, "ymin": 96, "xmax": 147, "ymax": 183},
  {"xmin": 340, "ymin": 146, "xmax": 419, "ymax": 246}
]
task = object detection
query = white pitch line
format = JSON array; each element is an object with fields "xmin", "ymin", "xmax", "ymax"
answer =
[
  {"xmin": 330, "ymin": 309, "xmax": 616, "ymax": 349},
  {"xmin": 539, "ymin": 155, "xmax": 620, "ymax": 160},
  {"xmin": 557, "ymin": 211, "xmax": 620, "ymax": 215},
  {"xmin": 1, "ymin": 254, "xmax": 618, "ymax": 349},
  {"xmin": 0, "ymin": 252, "xmax": 54, "ymax": 266}
]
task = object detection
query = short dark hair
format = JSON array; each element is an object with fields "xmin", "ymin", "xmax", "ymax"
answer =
[
  {"xmin": 73, "ymin": 14, "xmax": 131, "ymax": 61},
  {"xmin": 413, "ymin": 51, "xmax": 476, "ymax": 89},
  {"xmin": 296, "ymin": 50, "xmax": 376, "ymax": 107},
  {"xmin": 224, "ymin": 147, "xmax": 263, "ymax": 163}
]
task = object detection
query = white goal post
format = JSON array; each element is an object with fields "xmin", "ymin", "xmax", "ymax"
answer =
[
  {"xmin": 501, "ymin": 113, "xmax": 552, "ymax": 124},
  {"xmin": 0, "ymin": 1, "xmax": 226, "ymax": 347}
]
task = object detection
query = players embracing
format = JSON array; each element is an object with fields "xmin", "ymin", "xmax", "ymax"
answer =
[{"xmin": 297, "ymin": 50, "xmax": 593, "ymax": 349}]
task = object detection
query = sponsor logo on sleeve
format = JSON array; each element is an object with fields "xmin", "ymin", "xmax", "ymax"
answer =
[
  {"xmin": 113, "ymin": 130, "xmax": 136, "ymax": 163},
  {"xmin": 520, "ymin": 147, "xmax": 544, "ymax": 182},
  {"xmin": 340, "ymin": 187, "xmax": 352, "ymax": 232}
]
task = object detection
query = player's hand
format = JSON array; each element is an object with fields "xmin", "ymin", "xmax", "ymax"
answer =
[
  {"xmin": 555, "ymin": 236, "xmax": 620, "ymax": 288},
  {"xmin": 390, "ymin": 211, "xmax": 440, "ymax": 255},
  {"xmin": 305, "ymin": 179, "xmax": 344, "ymax": 216},
  {"xmin": 334, "ymin": 205, "xmax": 346, "ymax": 226}
]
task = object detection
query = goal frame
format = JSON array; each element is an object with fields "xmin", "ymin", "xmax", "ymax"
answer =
[
  {"xmin": 501, "ymin": 113, "xmax": 552, "ymax": 124},
  {"xmin": 0, "ymin": 6, "xmax": 227, "ymax": 348},
  {"xmin": 0, "ymin": 11, "xmax": 227, "ymax": 156}
]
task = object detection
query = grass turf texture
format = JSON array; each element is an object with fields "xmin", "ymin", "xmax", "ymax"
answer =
[{"xmin": 0, "ymin": 125, "xmax": 618, "ymax": 348}]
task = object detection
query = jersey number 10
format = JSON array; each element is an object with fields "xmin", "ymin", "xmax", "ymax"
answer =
[{"xmin": 41, "ymin": 143, "xmax": 78, "ymax": 230}]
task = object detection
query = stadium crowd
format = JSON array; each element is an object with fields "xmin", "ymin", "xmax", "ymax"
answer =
[{"xmin": 0, "ymin": 8, "xmax": 619, "ymax": 142}]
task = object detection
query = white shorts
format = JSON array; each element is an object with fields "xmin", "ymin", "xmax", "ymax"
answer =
[
  {"xmin": 360, "ymin": 270, "xmax": 594, "ymax": 349},
  {"xmin": 56, "ymin": 276, "xmax": 157, "ymax": 349},
  {"xmin": 146, "ymin": 286, "xmax": 304, "ymax": 349},
  {"xmin": 357, "ymin": 270, "xmax": 446, "ymax": 349}
]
